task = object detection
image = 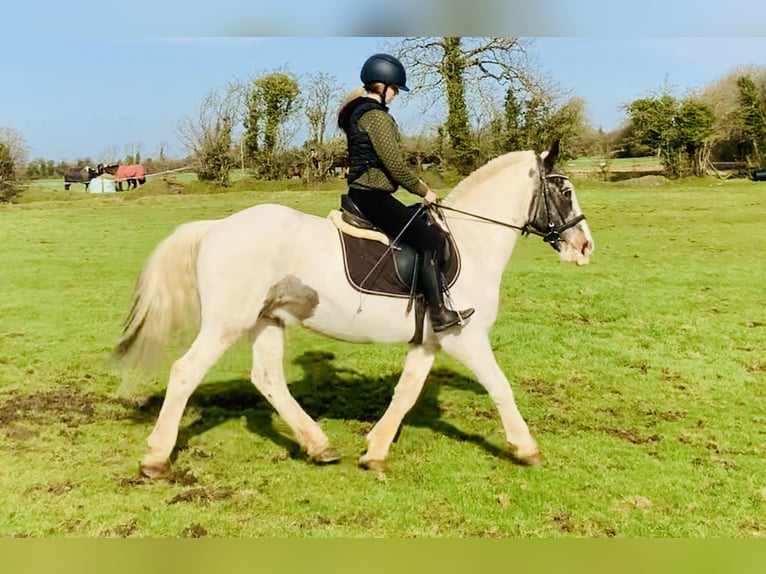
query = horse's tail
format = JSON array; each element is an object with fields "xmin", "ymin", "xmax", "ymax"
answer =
[{"xmin": 115, "ymin": 219, "xmax": 216, "ymax": 369}]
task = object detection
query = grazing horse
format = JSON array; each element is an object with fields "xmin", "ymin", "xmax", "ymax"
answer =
[
  {"xmin": 63, "ymin": 166, "xmax": 98, "ymax": 191},
  {"xmin": 100, "ymin": 163, "xmax": 147, "ymax": 191},
  {"xmin": 116, "ymin": 141, "xmax": 594, "ymax": 478}
]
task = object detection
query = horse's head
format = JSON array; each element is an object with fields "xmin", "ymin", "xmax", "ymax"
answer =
[
  {"xmin": 99, "ymin": 163, "xmax": 119, "ymax": 175},
  {"xmin": 525, "ymin": 141, "xmax": 594, "ymax": 266}
]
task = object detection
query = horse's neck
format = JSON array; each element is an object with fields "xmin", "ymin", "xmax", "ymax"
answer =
[{"xmin": 443, "ymin": 156, "xmax": 535, "ymax": 276}]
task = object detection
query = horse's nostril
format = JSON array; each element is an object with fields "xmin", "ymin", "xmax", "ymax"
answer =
[{"xmin": 581, "ymin": 240, "xmax": 591, "ymax": 255}]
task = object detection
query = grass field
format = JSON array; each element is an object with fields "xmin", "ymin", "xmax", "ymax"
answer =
[
  {"xmin": 1, "ymin": 175, "xmax": 765, "ymax": 538},
  {"xmin": 566, "ymin": 156, "xmax": 661, "ymax": 170}
]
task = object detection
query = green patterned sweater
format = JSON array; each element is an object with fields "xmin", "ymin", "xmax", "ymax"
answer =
[{"xmin": 351, "ymin": 109, "xmax": 429, "ymax": 197}]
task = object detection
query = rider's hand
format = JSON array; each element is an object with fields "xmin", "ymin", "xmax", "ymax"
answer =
[{"xmin": 424, "ymin": 189, "xmax": 438, "ymax": 204}]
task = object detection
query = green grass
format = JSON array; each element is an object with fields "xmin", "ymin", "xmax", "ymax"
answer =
[{"xmin": 0, "ymin": 176, "xmax": 765, "ymax": 538}]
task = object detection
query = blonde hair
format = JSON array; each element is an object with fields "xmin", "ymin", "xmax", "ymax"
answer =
[
  {"xmin": 337, "ymin": 83, "xmax": 389, "ymax": 123},
  {"xmin": 339, "ymin": 86, "xmax": 367, "ymax": 111}
]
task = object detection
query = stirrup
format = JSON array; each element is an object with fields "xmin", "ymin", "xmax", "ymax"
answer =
[{"xmin": 431, "ymin": 308, "xmax": 475, "ymax": 332}]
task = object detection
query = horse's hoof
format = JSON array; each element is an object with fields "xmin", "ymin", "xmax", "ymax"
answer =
[
  {"xmin": 310, "ymin": 447, "xmax": 341, "ymax": 465},
  {"xmin": 358, "ymin": 457, "xmax": 387, "ymax": 473},
  {"xmin": 513, "ymin": 451, "xmax": 544, "ymax": 467},
  {"xmin": 139, "ymin": 459, "xmax": 170, "ymax": 479},
  {"xmin": 508, "ymin": 442, "xmax": 543, "ymax": 466}
]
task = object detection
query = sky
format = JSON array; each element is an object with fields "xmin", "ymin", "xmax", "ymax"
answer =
[{"xmin": 2, "ymin": 1, "xmax": 766, "ymax": 162}]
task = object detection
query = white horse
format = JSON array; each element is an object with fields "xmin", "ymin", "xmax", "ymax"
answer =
[{"xmin": 117, "ymin": 141, "xmax": 593, "ymax": 478}]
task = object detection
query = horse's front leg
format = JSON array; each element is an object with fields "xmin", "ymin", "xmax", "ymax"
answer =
[
  {"xmin": 359, "ymin": 344, "xmax": 437, "ymax": 472},
  {"xmin": 440, "ymin": 331, "xmax": 542, "ymax": 465}
]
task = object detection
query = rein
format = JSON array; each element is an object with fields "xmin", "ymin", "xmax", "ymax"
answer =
[
  {"xmin": 433, "ymin": 173, "xmax": 585, "ymax": 250},
  {"xmin": 433, "ymin": 203, "xmax": 527, "ymax": 232}
]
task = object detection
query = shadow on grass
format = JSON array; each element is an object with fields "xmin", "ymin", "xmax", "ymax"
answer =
[{"xmin": 127, "ymin": 350, "xmax": 510, "ymax": 462}]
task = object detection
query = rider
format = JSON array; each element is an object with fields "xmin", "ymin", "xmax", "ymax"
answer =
[{"xmin": 337, "ymin": 53, "xmax": 474, "ymax": 332}]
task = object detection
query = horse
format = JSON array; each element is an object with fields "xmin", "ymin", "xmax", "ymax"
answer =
[
  {"xmin": 63, "ymin": 166, "xmax": 98, "ymax": 191},
  {"xmin": 99, "ymin": 163, "xmax": 147, "ymax": 191},
  {"xmin": 115, "ymin": 141, "xmax": 594, "ymax": 479}
]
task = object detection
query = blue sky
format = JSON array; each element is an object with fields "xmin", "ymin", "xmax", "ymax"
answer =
[{"xmin": 2, "ymin": 2, "xmax": 766, "ymax": 161}]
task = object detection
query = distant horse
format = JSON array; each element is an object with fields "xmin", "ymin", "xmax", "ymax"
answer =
[
  {"xmin": 115, "ymin": 141, "xmax": 594, "ymax": 478},
  {"xmin": 99, "ymin": 163, "xmax": 147, "ymax": 191},
  {"xmin": 63, "ymin": 166, "xmax": 98, "ymax": 191}
]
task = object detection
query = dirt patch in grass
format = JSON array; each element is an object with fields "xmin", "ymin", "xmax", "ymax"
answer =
[
  {"xmin": 168, "ymin": 467, "xmax": 199, "ymax": 486},
  {"xmin": 182, "ymin": 523, "xmax": 208, "ymax": 537},
  {"xmin": 167, "ymin": 487, "xmax": 234, "ymax": 505},
  {"xmin": 117, "ymin": 476, "xmax": 147, "ymax": 487},
  {"xmin": 102, "ymin": 518, "xmax": 138, "ymax": 538},
  {"xmin": 644, "ymin": 409, "xmax": 686, "ymax": 421},
  {"xmin": 47, "ymin": 481, "xmax": 76, "ymax": 495},
  {"xmin": 602, "ymin": 427, "xmax": 661, "ymax": 445},
  {"xmin": 522, "ymin": 378, "xmax": 556, "ymax": 396},
  {"xmin": 550, "ymin": 511, "xmax": 574, "ymax": 532},
  {"xmin": 0, "ymin": 386, "xmax": 135, "ymax": 439}
]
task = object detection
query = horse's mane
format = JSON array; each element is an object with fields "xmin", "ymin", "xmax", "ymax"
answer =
[{"xmin": 442, "ymin": 150, "xmax": 536, "ymax": 206}]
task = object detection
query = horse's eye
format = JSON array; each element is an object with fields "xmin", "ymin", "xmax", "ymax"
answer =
[{"xmin": 562, "ymin": 188, "xmax": 571, "ymax": 198}]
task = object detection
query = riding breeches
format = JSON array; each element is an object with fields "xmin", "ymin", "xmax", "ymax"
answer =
[{"xmin": 347, "ymin": 188, "xmax": 445, "ymax": 255}]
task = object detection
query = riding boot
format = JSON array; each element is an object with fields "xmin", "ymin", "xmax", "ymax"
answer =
[{"xmin": 419, "ymin": 250, "xmax": 474, "ymax": 332}]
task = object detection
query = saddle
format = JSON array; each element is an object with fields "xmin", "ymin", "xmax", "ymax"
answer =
[{"xmin": 329, "ymin": 194, "xmax": 461, "ymax": 343}]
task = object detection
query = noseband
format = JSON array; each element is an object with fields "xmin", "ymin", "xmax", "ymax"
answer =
[{"xmin": 432, "ymin": 155, "xmax": 585, "ymax": 251}]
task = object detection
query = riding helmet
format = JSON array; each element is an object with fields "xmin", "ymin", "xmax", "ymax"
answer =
[{"xmin": 360, "ymin": 53, "xmax": 410, "ymax": 92}]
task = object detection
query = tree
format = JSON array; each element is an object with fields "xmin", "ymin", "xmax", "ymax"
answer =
[
  {"xmin": 396, "ymin": 37, "xmax": 534, "ymax": 174},
  {"xmin": 303, "ymin": 72, "xmax": 342, "ymax": 149},
  {"xmin": 502, "ymin": 87, "xmax": 524, "ymax": 152},
  {"xmin": 677, "ymin": 99, "xmax": 714, "ymax": 175},
  {"xmin": 177, "ymin": 85, "xmax": 242, "ymax": 186},
  {"xmin": 735, "ymin": 74, "xmax": 766, "ymax": 165},
  {"xmin": 624, "ymin": 89, "xmax": 713, "ymax": 177},
  {"xmin": 0, "ymin": 142, "xmax": 21, "ymax": 202},
  {"xmin": 123, "ymin": 143, "xmax": 143, "ymax": 166},
  {"xmin": 243, "ymin": 71, "xmax": 300, "ymax": 179},
  {"xmin": 625, "ymin": 93, "xmax": 679, "ymax": 175},
  {"xmin": 302, "ymin": 72, "xmax": 343, "ymax": 181},
  {"xmin": 698, "ymin": 65, "xmax": 766, "ymax": 164},
  {"xmin": 478, "ymin": 86, "xmax": 588, "ymax": 163},
  {"xmin": 0, "ymin": 127, "xmax": 29, "ymax": 174}
]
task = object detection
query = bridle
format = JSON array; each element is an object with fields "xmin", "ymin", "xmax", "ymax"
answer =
[
  {"xmin": 432, "ymin": 155, "xmax": 586, "ymax": 251},
  {"xmin": 524, "ymin": 171, "xmax": 586, "ymax": 251}
]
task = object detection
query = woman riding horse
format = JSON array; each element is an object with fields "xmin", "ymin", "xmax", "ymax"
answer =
[{"xmin": 337, "ymin": 53, "xmax": 474, "ymax": 332}]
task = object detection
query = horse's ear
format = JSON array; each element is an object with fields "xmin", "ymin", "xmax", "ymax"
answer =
[{"xmin": 541, "ymin": 140, "xmax": 560, "ymax": 172}]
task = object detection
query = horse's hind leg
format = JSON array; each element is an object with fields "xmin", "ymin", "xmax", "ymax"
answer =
[
  {"xmin": 441, "ymin": 332, "xmax": 541, "ymax": 465},
  {"xmin": 359, "ymin": 345, "xmax": 437, "ymax": 472},
  {"xmin": 250, "ymin": 318, "xmax": 339, "ymax": 463},
  {"xmin": 140, "ymin": 325, "xmax": 240, "ymax": 478}
]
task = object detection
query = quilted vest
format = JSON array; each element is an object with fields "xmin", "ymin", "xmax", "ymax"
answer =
[{"xmin": 343, "ymin": 98, "xmax": 389, "ymax": 185}]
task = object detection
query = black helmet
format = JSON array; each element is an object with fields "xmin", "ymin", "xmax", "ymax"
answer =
[{"xmin": 360, "ymin": 53, "xmax": 410, "ymax": 92}]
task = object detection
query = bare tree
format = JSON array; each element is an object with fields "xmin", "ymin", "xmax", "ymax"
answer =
[
  {"xmin": 0, "ymin": 141, "xmax": 21, "ymax": 202},
  {"xmin": 99, "ymin": 146, "xmax": 122, "ymax": 166},
  {"xmin": 393, "ymin": 37, "xmax": 536, "ymax": 173},
  {"xmin": 301, "ymin": 72, "xmax": 344, "ymax": 180},
  {"xmin": 698, "ymin": 65, "xmax": 766, "ymax": 164},
  {"xmin": 303, "ymin": 72, "xmax": 343, "ymax": 148},
  {"xmin": 177, "ymin": 84, "xmax": 245, "ymax": 186},
  {"xmin": 123, "ymin": 142, "xmax": 144, "ymax": 165},
  {"xmin": 0, "ymin": 127, "xmax": 29, "ymax": 172}
]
